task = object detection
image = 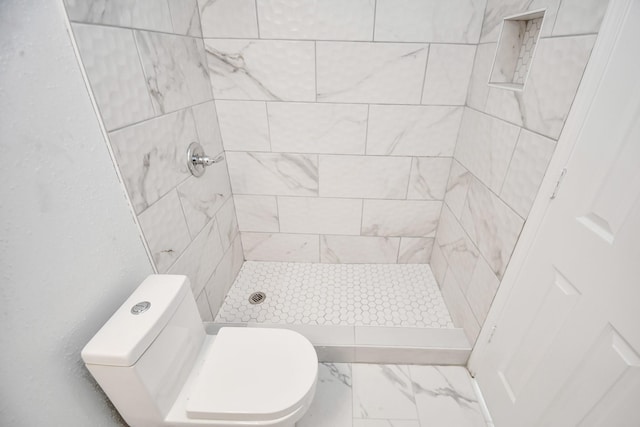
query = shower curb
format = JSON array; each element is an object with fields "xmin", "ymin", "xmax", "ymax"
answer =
[{"xmin": 205, "ymin": 322, "xmax": 471, "ymax": 365}]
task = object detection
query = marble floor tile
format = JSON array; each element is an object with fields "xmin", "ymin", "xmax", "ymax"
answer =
[
  {"xmin": 298, "ymin": 364, "xmax": 489, "ymax": 427},
  {"xmin": 352, "ymin": 365, "xmax": 418, "ymax": 420},
  {"xmin": 297, "ymin": 363, "xmax": 353, "ymax": 427},
  {"xmin": 410, "ymin": 365, "xmax": 487, "ymax": 427}
]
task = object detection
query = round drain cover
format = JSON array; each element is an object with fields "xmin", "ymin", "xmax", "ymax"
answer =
[{"xmin": 248, "ymin": 291, "xmax": 266, "ymax": 305}]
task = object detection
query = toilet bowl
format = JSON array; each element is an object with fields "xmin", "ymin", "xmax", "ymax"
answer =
[{"xmin": 81, "ymin": 275, "xmax": 318, "ymax": 427}]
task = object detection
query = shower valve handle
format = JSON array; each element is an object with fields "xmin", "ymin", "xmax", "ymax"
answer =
[{"xmin": 187, "ymin": 142, "xmax": 223, "ymax": 177}]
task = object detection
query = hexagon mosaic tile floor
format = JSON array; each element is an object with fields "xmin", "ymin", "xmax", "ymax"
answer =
[{"xmin": 214, "ymin": 262, "xmax": 455, "ymax": 328}]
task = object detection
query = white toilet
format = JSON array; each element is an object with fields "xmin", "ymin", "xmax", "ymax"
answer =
[{"xmin": 82, "ymin": 275, "xmax": 318, "ymax": 427}]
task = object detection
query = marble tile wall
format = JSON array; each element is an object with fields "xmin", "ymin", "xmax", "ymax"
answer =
[
  {"xmin": 433, "ymin": 0, "xmax": 610, "ymax": 344},
  {"xmin": 65, "ymin": 0, "xmax": 243, "ymax": 321},
  {"xmin": 201, "ymin": 0, "xmax": 487, "ymax": 264}
]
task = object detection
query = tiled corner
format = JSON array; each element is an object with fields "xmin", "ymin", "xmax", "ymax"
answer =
[
  {"xmin": 407, "ymin": 157, "xmax": 453, "ymax": 200},
  {"xmin": 215, "ymin": 100, "xmax": 270, "ymax": 151},
  {"xmin": 234, "ymin": 195, "xmax": 280, "ymax": 233},
  {"xmin": 192, "ymin": 101, "xmax": 224, "ymax": 157},
  {"xmin": 422, "ymin": 44, "xmax": 477, "ymax": 105},
  {"xmin": 398, "ymin": 238, "xmax": 435, "ymax": 264}
]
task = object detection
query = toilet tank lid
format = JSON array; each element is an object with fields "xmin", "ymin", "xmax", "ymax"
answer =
[{"xmin": 81, "ymin": 275, "xmax": 191, "ymax": 367}]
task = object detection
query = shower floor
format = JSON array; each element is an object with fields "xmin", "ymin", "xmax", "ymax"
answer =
[{"xmin": 215, "ymin": 261, "xmax": 454, "ymax": 328}]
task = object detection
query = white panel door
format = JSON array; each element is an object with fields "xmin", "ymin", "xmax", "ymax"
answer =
[{"xmin": 472, "ymin": 1, "xmax": 640, "ymax": 425}]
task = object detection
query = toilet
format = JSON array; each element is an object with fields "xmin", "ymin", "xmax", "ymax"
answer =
[{"xmin": 81, "ymin": 275, "xmax": 318, "ymax": 427}]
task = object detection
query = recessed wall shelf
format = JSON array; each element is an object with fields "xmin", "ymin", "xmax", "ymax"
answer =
[{"xmin": 489, "ymin": 9, "xmax": 546, "ymax": 92}]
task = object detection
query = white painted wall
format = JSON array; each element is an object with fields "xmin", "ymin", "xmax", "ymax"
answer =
[{"xmin": 0, "ymin": 1, "xmax": 154, "ymax": 425}]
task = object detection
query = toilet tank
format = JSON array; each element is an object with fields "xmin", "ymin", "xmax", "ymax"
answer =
[{"xmin": 82, "ymin": 275, "xmax": 206, "ymax": 427}]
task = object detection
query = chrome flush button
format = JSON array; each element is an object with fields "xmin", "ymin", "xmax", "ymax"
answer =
[{"xmin": 131, "ymin": 301, "xmax": 151, "ymax": 315}]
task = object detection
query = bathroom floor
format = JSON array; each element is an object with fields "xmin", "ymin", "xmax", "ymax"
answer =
[
  {"xmin": 296, "ymin": 363, "xmax": 490, "ymax": 427},
  {"xmin": 215, "ymin": 262, "xmax": 454, "ymax": 328}
]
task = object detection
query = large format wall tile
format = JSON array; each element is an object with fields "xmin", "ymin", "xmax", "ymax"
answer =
[
  {"xmin": 257, "ymin": 0, "xmax": 375, "ymax": 41},
  {"xmin": 460, "ymin": 179, "xmax": 524, "ymax": 278},
  {"xmin": 205, "ymin": 39, "xmax": 315, "ymax": 101},
  {"xmin": 441, "ymin": 270, "xmax": 480, "ymax": 343},
  {"xmin": 454, "ymin": 108, "xmax": 520, "ymax": 194},
  {"xmin": 443, "ymin": 160, "xmax": 473, "ymax": 220},
  {"xmin": 319, "ymin": 155, "xmax": 411, "ymax": 199},
  {"xmin": 216, "ymin": 197, "xmax": 240, "ymax": 250},
  {"xmin": 168, "ymin": 218, "xmax": 225, "ymax": 295},
  {"xmin": 177, "ymin": 163, "xmax": 232, "ymax": 239},
  {"xmin": 65, "ymin": 0, "xmax": 173, "ymax": 33},
  {"xmin": 168, "ymin": 0, "xmax": 202, "ymax": 37},
  {"xmin": 465, "ymin": 255, "xmax": 500, "ymax": 325},
  {"xmin": 366, "ymin": 105, "xmax": 462, "ymax": 156},
  {"xmin": 407, "ymin": 157, "xmax": 452, "ymax": 200},
  {"xmin": 227, "ymin": 152, "xmax": 319, "ymax": 196},
  {"xmin": 242, "ymin": 232, "xmax": 319, "ymax": 262},
  {"xmin": 500, "ymin": 130, "xmax": 556, "ymax": 218},
  {"xmin": 321, "ymin": 236, "xmax": 400, "ymax": 264},
  {"xmin": 234, "ymin": 195, "xmax": 280, "ymax": 232},
  {"xmin": 138, "ymin": 190, "xmax": 192, "ymax": 273},
  {"xmin": 206, "ymin": 235, "xmax": 244, "ymax": 316},
  {"xmin": 215, "ymin": 101, "xmax": 270, "ymax": 151},
  {"xmin": 552, "ymin": 0, "xmax": 609, "ymax": 36},
  {"xmin": 316, "ymin": 42, "xmax": 428, "ymax": 104},
  {"xmin": 109, "ymin": 108, "xmax": 197, "ymax": 214},
  {"xmin": 268, "ymin": 102, "xmax": 368, "ymax": 154},
  {"xmin": 516, "ymin": 35, "xmax": 596, "ymax": 139},
  {"xmin": 362, "ymin": 200, "xmax": 442, "ymax": 237},
  {"xmin": 72, "ymin": 24, "xmax": 154, "ymax": 130},
  {"xmin": 435, "ymin": 206, "xmax": 479, "ymax": 289},
  {"xmin": 374, "ymin": 0, "xmax": 486, "ymax": 43},
  {"xmin": 278, "ymin": 197, "xmax": 363, "ymax": 236},
  {"xmin": 421, "ymin": 44, "xmax": 476, "ymax": 106},
  {"xmin": 135, "ymin": 31, "xmax": 212, "ymax": 114},
  {"xmin": 198, "ymin": 0, "xmax": 258, "ymax": 38}
]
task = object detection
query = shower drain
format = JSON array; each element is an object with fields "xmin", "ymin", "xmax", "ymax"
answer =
[{"xmin": 248, "ymin": 291, "xmax": 266, "ymax": 305}]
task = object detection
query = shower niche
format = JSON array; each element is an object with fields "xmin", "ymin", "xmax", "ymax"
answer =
[{"xmin": 489, "ymin": 9, "xmax": 546, "ymax": 91}]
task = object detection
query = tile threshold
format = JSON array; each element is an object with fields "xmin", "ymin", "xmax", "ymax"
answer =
[{"xmin": 204, "ymin": 322, "xmax": 471, "ymax": 365}]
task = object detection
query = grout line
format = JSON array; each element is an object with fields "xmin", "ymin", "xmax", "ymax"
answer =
[
  {"xmin": 131, "ymin": 29, "xmax": 160, "ymax": 116},
  {"xmin": 314, "ymin": 41, "xmax": 318, "ymax": 102},
  {"xmin": 208, "ymin": 99, "xmax": 465, "ymax": 108},
  {"xmin": 363, "ymin": 104, "xmax": 371, "ymax": 154},
  {"xmin": 232, "ymin": 193, "xmax": 445, "ymax": 203},
  {"xmin": 70, "ymin": 20, "xmax": 204, "ymax": 39},
  {"xmin": 200, "ymin": 35, "xmax": 479, "ymax": 46},
  {"xmin": 419, "ymin": 44, "xmax": 431, "ymax": 104},
  {"xmin": 498, "ymin": 127, "xmax": 522, "ymax": 197},
  {"xmin": 227, "ymin": 149, "xmax": 454, "ymax": 159},
  {"xmin": 464, "ymin": 104, "xmax": 558, "ymax": 142},
  {"xmin": 254, "ymin": 0, "xmax": 261, "ymax": 38},
  {"xmin": 371, "ymin": 0, "xmax": 378, "ymax": 40},
  {"xmin": 264, "ymin": 102, "xmax": 273, "ymax": 151}
]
